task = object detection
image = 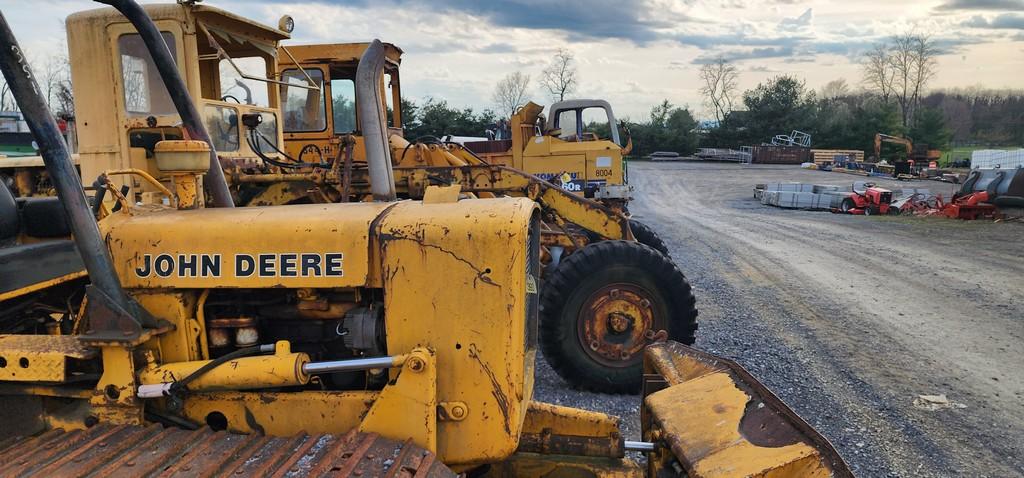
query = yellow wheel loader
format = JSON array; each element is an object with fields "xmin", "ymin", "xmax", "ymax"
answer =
[
  {"xmin": 0, "ymin": 5, "xmax": 690, "ymax": 394},
  {"xmin": 0, "ymin": 2, "xmax": 851, "ymax": 477}
]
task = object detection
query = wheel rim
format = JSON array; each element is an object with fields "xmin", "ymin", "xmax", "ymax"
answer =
[{"xmin": 576, "ymin": 282, "xmax": 663, "ymax": 368}]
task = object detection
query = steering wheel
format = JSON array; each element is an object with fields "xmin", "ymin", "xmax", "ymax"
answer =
[{"xmin": 220, "ymin": 95, "xmax": 241, "ymax": 104}]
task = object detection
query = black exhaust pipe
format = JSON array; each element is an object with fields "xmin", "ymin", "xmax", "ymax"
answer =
[
  {"xmin": 95, "ymin": 0, "xmax": 234, "ymax": 208},
  {"xmin": 0, "ymin": 11, "xmax": 157, "ymax": 337}
]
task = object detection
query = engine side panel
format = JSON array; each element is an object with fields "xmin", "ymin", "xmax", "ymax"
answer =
[
  {"xmin": 100, "ymin": 202, "xmax": 392, "ymax": 289},
  {"xmin": 378, "ymin": 197, "xmax": 538, "ymax": 467}
]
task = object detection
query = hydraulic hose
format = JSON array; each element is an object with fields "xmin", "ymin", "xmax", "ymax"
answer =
[{"xmin": 169, "ymin": 344, "xmax": 275, "ymax": 394}]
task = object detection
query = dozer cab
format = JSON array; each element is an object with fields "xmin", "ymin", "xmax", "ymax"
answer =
[
  {"xmin": 0, "ymin": 4, "xmax": 852, "ymax": 476},
  {"xmin": 273, "ymin": 43, "xmax": 633, "ymax": 210},
  {"xmin": 0, "ymin": 1, "xmax": 687, "ymax": 393}
]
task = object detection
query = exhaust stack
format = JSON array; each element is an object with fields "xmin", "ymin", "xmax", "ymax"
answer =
[{"xmin": 356, "ymin": 40, "xmax": 397, "ymax": 202}]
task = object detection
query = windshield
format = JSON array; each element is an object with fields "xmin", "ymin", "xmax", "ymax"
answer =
[
  {"xmin": 219, "ymin": 57, "xmax": 270, "ymax": 107},
  {"xmin": 556, "ymin": 107, "xmax": 613, "ymax": 141}
]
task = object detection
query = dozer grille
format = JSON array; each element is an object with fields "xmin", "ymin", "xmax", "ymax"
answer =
[{"xmin": 0, "ymin": 424, "xmax": 455, "ymax": 477}]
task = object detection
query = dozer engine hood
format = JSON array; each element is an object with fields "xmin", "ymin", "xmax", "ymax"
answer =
[{"xmin": 99, "ymin": 197, "xmax": 542, "ymax": 466}]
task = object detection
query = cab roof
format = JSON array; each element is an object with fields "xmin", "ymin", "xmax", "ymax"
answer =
[
  {"xmin": 67, "ymin": 3, "xmax": 291, "ymax": 43},
  {"xmin": 278, "ymin": 42, "xmax": 403, "ymax": 67}
]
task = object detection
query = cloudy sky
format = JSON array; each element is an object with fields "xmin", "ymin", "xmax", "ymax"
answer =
[{"xmin": 4, "ymin": 0, "xmax": 1024, "ymax": 119}]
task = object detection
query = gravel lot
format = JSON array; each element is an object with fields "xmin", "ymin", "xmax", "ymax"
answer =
[{"xmin": 533, "ymin": 161, "xmax": 1024, "ymax": 477}]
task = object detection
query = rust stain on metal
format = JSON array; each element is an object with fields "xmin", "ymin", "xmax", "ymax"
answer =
[
  {"xmin": 379, "ymin": 229, "xmax": 499, "ymax": 288},
  {"xmin": 0, "ymin": 425, "xmax": 456, "ymax": 477},
  {"xmin": 468, "ymin": 343, "xmax": 511, "ymax": 434}
]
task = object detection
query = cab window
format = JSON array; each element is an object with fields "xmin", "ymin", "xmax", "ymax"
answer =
[
  {"xmin": 556, "ymin": 110, "xmax": 577, "ymax": 140},
  {"xmin": 220, "ymin": 57, "xmax": 270, "ymax": 107},
  {"xmin": 331, "ymin": 78, "xmax": 357, "ymax": 134},
  {"xmin": 203, "ymin": 104, "xmax": 239, "ymax": 152},
  {"xmin": 581, "ymin": 108, "xmax": 612, "ymax": 140},
  {"xmin": 280, "ymin": 68, "xmax": 326, "ymax": 132},
  {"xmin": 118, "ymin": 32, "xmax": 176, "ymax": 116},
  {"xmin": 557, "ymin": 107, "xmax": 612, "ymax": 141}
]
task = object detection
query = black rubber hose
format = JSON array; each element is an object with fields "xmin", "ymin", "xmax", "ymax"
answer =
[
  {"xmin": 249, "ymin": 129, "xmax": 327, "ymax": 168},
  {"xmin": 91, "ymin": 176, "xmax": 107, "ymax": 217},
  {"xmin": 169, "ymin": 344, "xmax": 270, "ymax": 394}
]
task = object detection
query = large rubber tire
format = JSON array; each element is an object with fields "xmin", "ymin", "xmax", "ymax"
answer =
[
  {"xmin": 539, "ymin": 240, "xmax": 698, "ymax": 393},
  {"xmin": 628, "ymin": 219, "xmax": 670, "ymax": 256},
  {"xmin": 840, "ymin": 198, "xmax": 855, "ymax": 213}
]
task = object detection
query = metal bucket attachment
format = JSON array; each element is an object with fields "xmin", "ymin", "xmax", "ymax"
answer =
[{"xmin": 641, "ymin": 341, "xmax": 853, "ymax": 477}]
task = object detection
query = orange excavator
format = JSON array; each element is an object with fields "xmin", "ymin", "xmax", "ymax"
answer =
[{"xmin": 873, "ymin": 133, "xmax": 941, "ymax": 177}]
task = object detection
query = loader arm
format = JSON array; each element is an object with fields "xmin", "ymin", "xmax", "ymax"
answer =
[{"xmin": 396, "ymin": 164, "xmax": 633, "ymax": 241}]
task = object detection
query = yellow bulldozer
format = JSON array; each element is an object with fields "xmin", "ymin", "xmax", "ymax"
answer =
[
  {"xmin": 0, "ymin": 3, "xmax": 689, "ymax": 393},
  {"xmin": 0, "ymin": 1, "xmax": 852, "ymax": 476}
]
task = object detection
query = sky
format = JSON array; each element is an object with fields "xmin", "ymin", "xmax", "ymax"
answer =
[{"xmin": 3, "ymin": 0, "xmax": 1024, "ymax": 120}]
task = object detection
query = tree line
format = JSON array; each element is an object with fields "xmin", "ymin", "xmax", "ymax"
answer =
[
  {"xmin": 12, "ymin": 32, "xmax": 1019, "ymax": 158},
  {"xmin": 696, "ymin": 32, "xmax": 1023, "ymax": 156}
]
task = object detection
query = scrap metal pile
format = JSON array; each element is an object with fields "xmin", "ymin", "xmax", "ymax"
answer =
[
  {"xmin": 756, "ymin": 167, "xmax": 1024, "ymax": 220},
  {"xmin": 755, "ymin": 181, "xmax": 926, "ymax": 215}
]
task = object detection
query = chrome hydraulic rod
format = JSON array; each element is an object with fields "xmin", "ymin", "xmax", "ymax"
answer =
[
  {"xmin": 301, "ymin": 355, "xmax": 406, "ymax": 375},
  {"xmin": 624, "ymin": 441, "xmax": 656, "ymax": 452}
]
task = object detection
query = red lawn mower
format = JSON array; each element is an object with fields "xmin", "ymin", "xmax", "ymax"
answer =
[{"xmin": 835, "ymin": 182, "xmax": 895, "ymax": 215}]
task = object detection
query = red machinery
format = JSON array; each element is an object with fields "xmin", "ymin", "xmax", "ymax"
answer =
[
  {"xmin": 836, "ymin": 183, "xmax": 894, "ymax": 215},
  {"xmin": 938, "ymin": 191, "xmax": 997, "ymax": 220}
]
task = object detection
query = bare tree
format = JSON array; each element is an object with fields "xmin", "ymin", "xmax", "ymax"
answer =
[
  {"xmin": 901, "ymin": 32, "xmax": 938, "ymax": 127},
  {"xmin": 862, "ymin": 44, "xmax": 895, "ymax": 104},
  {"xmin": 697, "ymin": 58, "xmax": 738, "ymax": 123},
  {"xmin": 492, "ymin": 71, "xmax": 531, "ymax": 119},
  {"xmin": 863, "ymin": 32, "xmax": 938, "ymax": 127},
  {"xmin": 539, "ymin": 48, "xmax": 578, "ymax": 102},
  {"xmin": 819, "ymin": 78, "xmax": 850, "ymax": 100}
]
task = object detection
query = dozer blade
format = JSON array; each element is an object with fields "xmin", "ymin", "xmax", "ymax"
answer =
[
  {"xmin": 642, "ymin": 341, "xmax": 853, "ymax": 478},
  {"xmin": 0, "ymin": 424, "xmax": 455, "ymax": 477}
]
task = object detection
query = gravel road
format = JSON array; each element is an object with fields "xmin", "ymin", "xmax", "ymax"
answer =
[{"xmin": 534, "ymin": 161, "xmax": 1023, "ymax": 477}]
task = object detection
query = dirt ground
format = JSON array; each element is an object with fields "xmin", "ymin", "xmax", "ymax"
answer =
[{"xmin": 534, "ymin": 161, "xmax": 1023, "ymax": 477}]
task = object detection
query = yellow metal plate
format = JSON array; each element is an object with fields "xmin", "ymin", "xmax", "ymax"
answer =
[
  {"xmin": 379, "ymin": 197, "xmax": 538, "ymax": 466},
  {"xmin": 100, "ymin": 202, "xmax": 392, "ymax": 289},
  {"xmin": 0, "ymin": 335, "xmax": 96, "ymax": 382}
]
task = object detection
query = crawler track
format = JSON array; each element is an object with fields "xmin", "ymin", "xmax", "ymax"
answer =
[{"xmin": 0, "ymin": 424, "xmax": 454, "ymax": 477}]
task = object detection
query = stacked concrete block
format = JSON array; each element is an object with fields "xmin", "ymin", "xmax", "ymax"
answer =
[{"xmin": 756, "ymin": 182, "xmax": 851, "ymax": 210}]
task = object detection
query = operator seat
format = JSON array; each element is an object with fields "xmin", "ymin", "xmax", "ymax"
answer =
[
  {"xmin": 0, "ymin": 180, "xmax": 19, "ymax": 247},
  {"xmin": 0, "ymin": 180, "xmax": 84, "ymax": 298}
]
